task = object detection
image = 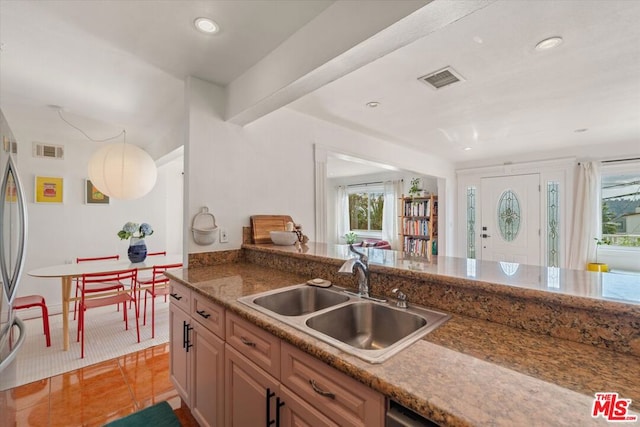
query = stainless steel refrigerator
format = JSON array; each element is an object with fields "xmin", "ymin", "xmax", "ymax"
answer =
[{"xmin": 0, "ymin": 108, "xmax": 28, "ymax": 383}]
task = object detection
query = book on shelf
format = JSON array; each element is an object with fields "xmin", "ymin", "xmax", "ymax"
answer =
[
  {"xmin": 403, "ymin": 198, "xmax": 431, "ymax": 217},
  {"xmin": 402, "ymin": 218, "xmax": 430, "ymax": 236},
  {"xmin": 403, "ymin": 236, "xmax": 431, "ymax": 256}
]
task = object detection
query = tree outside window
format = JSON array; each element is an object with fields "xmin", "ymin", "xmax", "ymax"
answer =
[
  {"xmin": 348, "ymin": 189, "xmax": 384, "ymax": 232},
  {"xmin": 601, "ymin": 172, "xmax": 640, "ymax": 247}
]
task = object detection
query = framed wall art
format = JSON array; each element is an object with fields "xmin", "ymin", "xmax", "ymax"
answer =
[
  {"xmin": 35, "ymin": 176, "xmax": 63, "ymax": 204},
  {"xmin": 85, "ymin": 179, "xmax": 109, "ymax": 204}
]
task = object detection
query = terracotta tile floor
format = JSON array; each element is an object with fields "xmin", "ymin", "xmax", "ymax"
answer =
[{"xmin": 3, "ymin": 343, "xmax": 199, "ymax": 427}]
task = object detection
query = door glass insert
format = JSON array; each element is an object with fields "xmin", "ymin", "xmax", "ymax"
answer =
[
  {"xmin": 547, "ymin": 182, "xmax": 560, "ymax": 267},
  {"xmin": 466, "ymin": 186, "xmax": 476, "ymax": 259},
  {"xmin": 497, "ymin": 190, "xmax": 521, "ymax": 242}
]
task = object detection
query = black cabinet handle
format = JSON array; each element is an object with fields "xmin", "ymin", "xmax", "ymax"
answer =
[
  {"xmin": 196, "ymin": 309, "xmax": 210, "ymax": 319},
  {"xmin": 185, "ymin": 323, "xmax": 193, "ymax": 352},
  {"xmin": 276, "ymin": 397, "xmax": 285, "ymax": 427},
  {"xmin": 266, "ymin": 388, "xmax": 276, "ymax": 427},
  {"xmin": 170, "ymin": 293, "xmax": 182, "ymax": 300},
  {"xmin": 182, "ymin": 320, "xmax": 188, "ymax": 349},
  {"xmin": 309, "ymin": 379, "xmax": 335, "ymax": 399},
  {"xmin": 240, "ymin": 336, "xmax": 256, "ymax": 347}
]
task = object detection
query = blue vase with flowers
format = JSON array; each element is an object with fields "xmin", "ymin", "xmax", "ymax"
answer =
[{"xmin": 118, "ymin": 222, "xmax": 154, "ymax": 263}]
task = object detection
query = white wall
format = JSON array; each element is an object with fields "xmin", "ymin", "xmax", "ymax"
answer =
[
  {"xmin": 14, "ymin": 137, "xmax": 182, "ymax": 314},
  {"xmin": 186, "ymin": 77, "xmax": 456, "ymax": 254}
]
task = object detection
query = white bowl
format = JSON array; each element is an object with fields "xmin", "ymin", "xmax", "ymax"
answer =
[{"xmin": 270, "ymin": 231, "xmax": 297, "ymax": 245}]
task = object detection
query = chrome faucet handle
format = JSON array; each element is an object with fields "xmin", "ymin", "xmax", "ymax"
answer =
[{"xmin": 392, "ymin": 288, "xmax": 408, "ymax": 309}]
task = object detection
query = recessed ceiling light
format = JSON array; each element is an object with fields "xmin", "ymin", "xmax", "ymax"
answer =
[
  {"xmin": 463, "ymin": 147, "xmax": 473, "ymax": 151},
  {"xmin": 366, "ymin": 101, "xmax": 380, "ymax": 108},
  {"xmin": 194, "ymin": 17, "xmax": 220, "ymax": 34},
  {"xmin": 535, "ymin": 36, "xmax": 563, "ymax": 51}
]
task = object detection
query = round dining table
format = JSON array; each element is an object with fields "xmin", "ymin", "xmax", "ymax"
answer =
[{"xmin": 27, "ymin": 254, "xmax": 183, "ymax": 351}]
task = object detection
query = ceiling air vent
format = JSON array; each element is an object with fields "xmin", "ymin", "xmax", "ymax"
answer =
[
  {"xmin": 33, "ymin": 142, "xmax": 64, "ymax": 160},
  {"xmin": 418, "ymin": 67, "xmax": 465, "ymax": 90}
]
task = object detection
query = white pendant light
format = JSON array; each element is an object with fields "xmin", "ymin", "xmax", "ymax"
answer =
[{"xmin": 88, "ymin": 139, "xmax": 157, "ymax": 200}]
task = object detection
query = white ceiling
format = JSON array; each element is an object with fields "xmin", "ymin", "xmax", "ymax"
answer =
[{"xmin": 1, "ymin": 0, "xmax": 639, "ymax": 175}]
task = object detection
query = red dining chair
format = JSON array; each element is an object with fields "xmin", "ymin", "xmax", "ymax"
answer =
[
  {"xmin": 131, "ymin": 250, "xmax": 167, "ymax": 309},
  {"xmin": 73, "ymin": 255, "xmax": 122, "ymax": 320},
  {"xmin": 77, "ymin": 268, "xmax": 140, "ymax": 358},
  {"xmin": 140, "ymin": 263, "xmax": 183, "ymax": 338},
  {"xmin": 13, "ymin": 295, "xmax": 51, "ymax": 347}
]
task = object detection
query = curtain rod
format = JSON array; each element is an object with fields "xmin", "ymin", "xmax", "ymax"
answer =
[
  {"xmin": 347, "ymin": 181, "xmax": 383, "ymax": 187},
  {"xmin": 578, "ymin": 157, "xmax": 640, "ymax": 165},
  {"xmin": 602, "ymin": 157, "xmax": 640, "ymax": 164}
]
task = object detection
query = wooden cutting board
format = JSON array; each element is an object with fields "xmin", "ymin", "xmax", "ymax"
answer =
[{"xmin": 250, "ymin": 215, "xmax": 295, "ymax": 244}]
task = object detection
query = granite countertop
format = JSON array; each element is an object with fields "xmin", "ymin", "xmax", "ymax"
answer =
[
  {"xmin": 243, "ymin": 243, "xmax": 640, "ymax": 308},
  {"xmin": 167, "ymin": 258, "xmax": 640, "ymax": 427}
]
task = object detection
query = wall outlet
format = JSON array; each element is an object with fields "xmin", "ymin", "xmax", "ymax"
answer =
[{"xmin": 220, "ymin": 228, "xmax": 228, "ymax": 243}]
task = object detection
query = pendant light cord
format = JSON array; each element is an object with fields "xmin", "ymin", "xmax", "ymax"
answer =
[{"xmin": 57, "ymin": 109, "xmax": 125, "ymax": 142}]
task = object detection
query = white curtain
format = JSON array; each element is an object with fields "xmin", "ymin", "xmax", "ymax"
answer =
[
  {"xmin": 568, "ymin": 161, "xmax": 601, "ymax": 269},
  {"xmin": 382, "ymin": 180, "xmax": 402, "ymax": 250},
  {"xmin": 336, "ymin": 186, "xmax": 350, "ymax": 243}
]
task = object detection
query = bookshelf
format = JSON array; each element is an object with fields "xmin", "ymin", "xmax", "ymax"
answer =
[{"xmin": 400, "ymin": 194, "xmax": 438, "ymax": 256}]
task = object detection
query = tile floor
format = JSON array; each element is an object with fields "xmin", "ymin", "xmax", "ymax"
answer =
[{"xmin": 3, "ymin": 343, "xmax": 199, "ymax": 427}]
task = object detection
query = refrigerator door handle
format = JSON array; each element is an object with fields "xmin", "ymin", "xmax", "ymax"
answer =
[
  {"xmin": 0, "ymin": 155, "xmax": 28, "ymax": 303},
  {"xmin": 0, "ymin": 317, "xmax": 25, "ymax": 373}
]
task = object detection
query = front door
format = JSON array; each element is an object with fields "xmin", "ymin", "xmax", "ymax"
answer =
[{"xmin": 480, "ymin": 174, "xmax": 541, "ymax": 265}]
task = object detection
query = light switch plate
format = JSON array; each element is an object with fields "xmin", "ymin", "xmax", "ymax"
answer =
[{"xmin": 220, "ymin": 228, "xmax": 228, "ymax": 243}]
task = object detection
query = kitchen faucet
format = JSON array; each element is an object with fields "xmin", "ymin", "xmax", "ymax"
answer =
[{"xmin": 338, "ymin": 245, "xmax": 386, "ymax": 302}]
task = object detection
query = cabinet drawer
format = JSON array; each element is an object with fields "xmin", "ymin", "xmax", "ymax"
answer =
[
  {"xmin": 226, "ymin": 311, "xmax": 280, "ymax": 378},
  {"xmin": 168, "ymin": 280, "xmax": 191, "ymax": 313},
  {"xmin": 281, "ymin": 342, "xmax": 384, "ymax": 427},
  {"xmin": 192, "ymin": 293, "xmax": 225, "ymax": 339}
]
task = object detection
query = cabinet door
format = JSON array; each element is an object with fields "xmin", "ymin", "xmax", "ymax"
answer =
[
  {"xmin": 191, "ymin": 322, "xmax": 225, "ymax": 427},
  {"xmin": 279, "ymin": 385, "xmax": 338, "ymax": 427},
  {"xmin": 169, "ymin": 302, "xmax": 191, "ymax": 404},
  {"xmin": 225, "ymin": 344, "xmax": 279, "ymax": 427}
]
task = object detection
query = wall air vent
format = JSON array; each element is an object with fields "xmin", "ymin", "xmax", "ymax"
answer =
[
  {"xmin": 418, "ymin": 67, "xmax": 465, "ymax": 90},
  {"xmin": 33, "ymin": 142, "xmax": 64, "ymax": 159}
]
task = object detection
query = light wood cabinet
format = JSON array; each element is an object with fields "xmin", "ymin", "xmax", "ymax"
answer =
[
  {"xmin": 224, "ymin": 312, "xmax": 384, "ymax": 427},
  {"xmin": 169, "ymin": 281, "xmax": 225, "ymax": 427},
  {"xmin": 400, "ymin": 194, "xmax": 438, "ymax": 256},
  {"xmin": 281, "ymin": 342, "xmax": 384, "ymax": 427},
  {"xmin": 171, "ymin": 287, "xmax": 385, "ymax": 426},
  {"xmin": 169, "ymin": 300, "xmax": 191, "ymax": 403},
  {"xmin": 225, "ymin": 344, "xmax": 281, "ymax": 426},
  {"xmin": 191, "ymin": 321, "xmax": 224, "ymax": 427}
]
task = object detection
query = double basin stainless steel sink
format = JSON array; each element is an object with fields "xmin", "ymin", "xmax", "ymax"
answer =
[{"xmin": 237, "ymin": 284, "xmax": 450, "ymax": 363}]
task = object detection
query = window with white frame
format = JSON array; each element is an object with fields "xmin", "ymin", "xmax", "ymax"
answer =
[
  {"xmin": 348, "ymin": 184, "xmax": 384, "ymax": 235},
  {"xmin": 600, "ymin": 164, "xmax": 640, "ymax": 249}
]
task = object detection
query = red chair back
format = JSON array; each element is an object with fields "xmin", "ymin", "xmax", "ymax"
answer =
[
  {"xmin": 81, "ymin": 268, "xmax": 137, "ymax": 294},
  {"xmin": 150, "ymin": 263, "xmax": 183, "ymax": 285},
  {"xmin": 147, "ymin": 251, "xmax": 167, "ymax": 257}
]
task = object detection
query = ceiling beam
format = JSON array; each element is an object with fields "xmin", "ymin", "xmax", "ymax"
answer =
[{"xmin": 225, "ymin": 0, "xmax": 495, "ymax": 126}]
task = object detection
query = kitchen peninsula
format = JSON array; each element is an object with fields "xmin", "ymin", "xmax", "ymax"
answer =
[{"xmin": 166, "ymin": 243, "xmax": 640, "ymax": 426}]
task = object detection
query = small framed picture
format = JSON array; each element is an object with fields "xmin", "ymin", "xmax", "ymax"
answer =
[
  {"xmin": 85, "ymin": 179, "xmax": 109, "ymax": 204},
  {"xmin": 35, "ymin": 176, "xmax": 63, "ymax": 203}
]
